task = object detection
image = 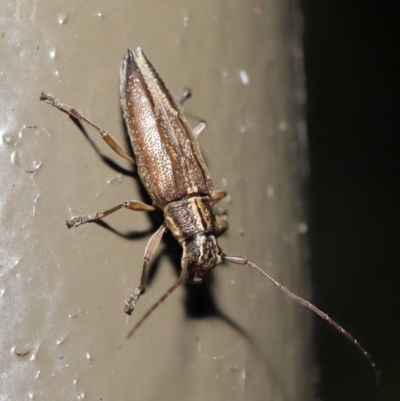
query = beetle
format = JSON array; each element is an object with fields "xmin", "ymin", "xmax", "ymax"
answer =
[{"xmin": 40, "ymin": 48, "xmax": 378, "ymax": 380}]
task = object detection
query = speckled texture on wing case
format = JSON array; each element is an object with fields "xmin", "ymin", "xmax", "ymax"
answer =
[{"xmin": 120, "ymin": 48, "xmax": 213, "ymax": 205}]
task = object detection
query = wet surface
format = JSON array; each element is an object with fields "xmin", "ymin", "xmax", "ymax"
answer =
[{"xmin": 0, "ymin": 1, "xmax": 310, "ymax": 400}]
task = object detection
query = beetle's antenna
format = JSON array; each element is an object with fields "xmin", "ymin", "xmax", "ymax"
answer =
[
  {"xmin": 223, "ymin": 254, "xmax": 380, "ymax": 383},
  {"xmin": 122, "ymin": 259, "xmax": 189, "ymax": 343}
]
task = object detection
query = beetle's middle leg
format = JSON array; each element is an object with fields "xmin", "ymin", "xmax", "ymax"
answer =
[
  {"xmin": 211, "ymin": 191, "xmax": 229, "ymax": 236},
  {"xmin": 210, "ymin": 190, "xmax": 228, "ymax": 204},
  {"xmin": 124, "ymin": 224, "xmax": 166, "ymax": 315},
  {"xmin": 39, "ymin": 92, "xmax": 135, "ymax": 164},
  {"xmin": 216, "ymin": 217, "xmax": 229, "ymax": 237},
  {"xmin": 66, "ymin": 200, "xmax": 156, "ymax": 228}
]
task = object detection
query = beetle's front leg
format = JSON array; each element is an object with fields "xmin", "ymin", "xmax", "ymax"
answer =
[
  {"xmin": 124, "ymin": 224, "xmax": 166, "ymax": 315},
  {"xmin": 40, "ymin": 92, "xmax": 135, "ymax": 164},
  {"xmin": 67, "ymin": 200, "xmax": 156, "ymax": 228}
]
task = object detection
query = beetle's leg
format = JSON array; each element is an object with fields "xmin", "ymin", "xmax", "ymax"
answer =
[
  {"xmin": 39, "ymin": 92, "xmax": 135, "ymax": 164},
  {"xmin": 210, "ymin": 190, "xmax": 228, "ymax": 204},
  {"xmin": 177, "ymin": 87, "xmax": 192, "ymax": 106},
  {"xmin": 124, "ymin": 254, "xmax": 188, "ymax": 340},
  {"xmin": 175, "ymin": 88, "xmax": 208, "ymax": 139},
  {"xmin": 211, "ymin": 191, "xmax": 228, "ymax": 221},
  {"xmin": 124, "ymin": 224, "xmax": 166, "ymax": 315},
  {"xmin": 66, "ymin": 200, "xmax": 156, "ymax": 228},
  {"xmin": 192, "ymin": 121, "xmax": 207, "ymax": 139},
  {"xmin": 216, "ymin": 217, "xmax": 229, "ymax": 237}
]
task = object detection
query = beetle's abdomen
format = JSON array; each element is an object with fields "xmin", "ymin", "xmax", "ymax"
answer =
[
  {"xmin": 164, "ymin": 197, "xmax": 217, "ymax": 243},
  {"xmin": 120, "ymin": 49, "xmax": 213, "ymax": 205}
]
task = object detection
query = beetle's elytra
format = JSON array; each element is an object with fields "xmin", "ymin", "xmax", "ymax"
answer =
[{"xmin": 40, "ymin": 48, "xmax": 378, "ymax": 381}]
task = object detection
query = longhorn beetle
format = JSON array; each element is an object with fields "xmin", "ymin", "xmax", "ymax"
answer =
[{"xmin": 40, "ymin": 48, "xmax": 378, "ymax": 380}]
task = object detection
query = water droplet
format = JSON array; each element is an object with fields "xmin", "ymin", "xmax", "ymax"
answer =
[
  {"xmin": 278, "ymin": 121, "xmax": 288, "ymax": 131},
  {"xmin": 15, "ymin": 348, "xmax": 30, "ymax": 356},
  {"xmin": 10, "ymin": 150, "xmax": 17, "ymax": 164},
  {"xmin": 298, "ymin": 222, "xmax": 308, "ymax": 234},
  {"xmin": 239, "ymin": 70, "xmax": 249, "ymax": 85},
  {"xmin": 107, "ymin": 174, "xmax": 122, "ymax": 184},
  {"xmin": 32, "ymin": 160, "xmax": 42, "ymax": 170},
  {"xmin": 2, "ymin": 134, "xmax": 14, "ymax": 145},
  {"xmin": 2, "ymin": 129, "xmax": 20, "ymax": 147},
  {"xmin": 57, "ymin": 13, "xmax": 68, "ymax": 24},
  {"xmin": 49, "ymin": 48, "xmax": 56, "ymax": 59},
  {"xmin": 11, "ymin": 126, "xmax": 50, "ymax": 173},
  {"xmin": 183, "ymin": 12, "xmax": 190, "ymax": 28},
  {"xmin": 56, "ymin": 335, "xmax": 67, "ymax": 345}
]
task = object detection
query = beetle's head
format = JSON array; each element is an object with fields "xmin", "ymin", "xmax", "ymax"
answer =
[{"xmin": 182, "ymin": 233, "xmax": 222, "ymax": 284}]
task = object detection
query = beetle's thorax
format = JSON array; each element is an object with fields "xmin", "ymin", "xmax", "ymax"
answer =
[
  {"xmin": 164, "ymin": 196, "xmax": 222, "ymax": 283},
  {"xmin": 164, "ymin": 196, "xmax": 217, "ymax": 243}
]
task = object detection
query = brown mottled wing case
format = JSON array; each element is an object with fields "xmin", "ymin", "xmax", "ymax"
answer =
[{"xmin": 120, "ymin": 48, "xmax": 213, "ymax": 205}]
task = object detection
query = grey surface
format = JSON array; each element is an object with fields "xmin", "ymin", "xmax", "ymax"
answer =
[{"xmin": 0, "ymin": 1, "xmax": 311, "ymax": 400}]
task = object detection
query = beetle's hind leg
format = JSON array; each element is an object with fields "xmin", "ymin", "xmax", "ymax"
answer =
[
  {"xmin": 175, "ymin": 88, "xmax": 208, "ymax": 140},
  {"xmin": 39, "ymin": 92, "xmax": 135, "ymax": 164},
  {"xmin": 124, "ymin": 224, "xmax": 166, "ymax": 315},
  {"xmin": 67, "ymin": 200, "xmax": 156, "ymax": 228}
]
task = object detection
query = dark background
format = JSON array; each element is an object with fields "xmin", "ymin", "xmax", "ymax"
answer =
[{"xmin": 302, "ymin": 1, "xmax": 399, "ymax": 400}]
